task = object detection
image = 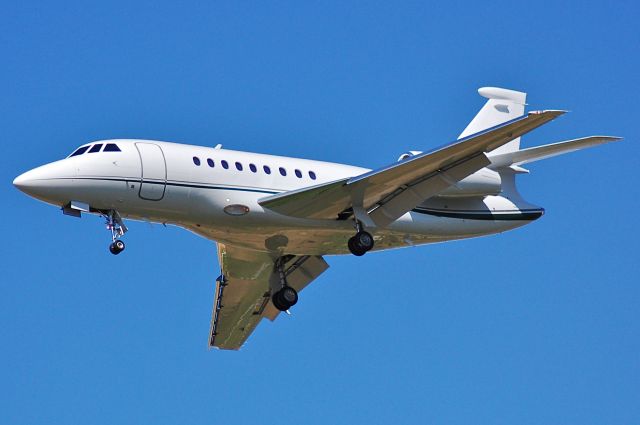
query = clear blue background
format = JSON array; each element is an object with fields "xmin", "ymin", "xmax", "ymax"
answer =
[{"xmin": 1, "ymin": 1, "xmax": 638, "ymax": 424}]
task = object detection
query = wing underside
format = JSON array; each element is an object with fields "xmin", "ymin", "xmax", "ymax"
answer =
[{"xmin": 209, "ymin": 244, "xmax": 329, "ymax": 350}]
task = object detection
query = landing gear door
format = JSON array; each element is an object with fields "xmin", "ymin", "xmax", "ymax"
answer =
[{"xmin": 135, "ymin": 143, "xmax": 167, "ymax": 201}]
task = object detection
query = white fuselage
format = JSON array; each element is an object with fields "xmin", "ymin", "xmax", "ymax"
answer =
[{"xmin": 13, "ymin": 139, "xmax": 543, "ymax": 255}]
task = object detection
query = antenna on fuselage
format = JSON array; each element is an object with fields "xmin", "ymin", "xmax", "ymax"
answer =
[{"xmin": 214, "ymin": 144, "xmax": 222, "ymax": 149}]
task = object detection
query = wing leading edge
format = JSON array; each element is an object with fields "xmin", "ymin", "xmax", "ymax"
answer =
[{"xmin": 259, "ymin": 110, "xmax": 566, "ymax": 226}]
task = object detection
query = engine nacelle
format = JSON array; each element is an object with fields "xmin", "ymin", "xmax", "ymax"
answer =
[
  {"xmin": 438, "ymin": 168, "xmax": 502, "ymax": 197},
  {"xmin": 397, "ymin": 151, "xmax": 423, "ymax": 161},
  {"xmin": 397, "ymin": 150, "xmax": 501, "ymax": 196}
]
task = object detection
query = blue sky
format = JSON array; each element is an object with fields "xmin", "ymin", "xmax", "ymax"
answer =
[{"xmin": 1, "ymin": 1, "xmax": 638, "ymax": 423}]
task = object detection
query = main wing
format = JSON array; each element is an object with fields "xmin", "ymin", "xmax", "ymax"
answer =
[
  {"xmin": 209, "ymin": 244, "xmax": 329, "ymax": 350},
  {"xmin": 259, "ymin": 110, "xmax": 565, "ymax": 226}
]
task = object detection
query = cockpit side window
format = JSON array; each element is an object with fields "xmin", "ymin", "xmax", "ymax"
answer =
[
  {"xmin": 69, "ymin": 146, "xmax": 90, "ymax": 157},
  {"xmin": 88, "ymin": 144, "xmax": 103, "ymax": 153},
  {"xmin": 103, "ymin": 143, "xmax": 121, "ymax": 152}
]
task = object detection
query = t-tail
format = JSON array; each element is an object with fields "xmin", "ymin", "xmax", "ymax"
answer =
[
  {"xmin": 460, "ymin": 87, "xmax": 621, "ymax": 207},
  {"xmin": 459, "ymin": 87, "xmax": 528, "ymax": 155}
]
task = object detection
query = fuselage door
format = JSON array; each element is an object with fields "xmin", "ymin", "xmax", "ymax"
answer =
[{"xmin": 135, "ymin": 143, "xmax": 167, "ymax": 201}]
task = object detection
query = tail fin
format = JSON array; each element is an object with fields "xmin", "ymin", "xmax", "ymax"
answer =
[{"xmin": 459, "ymin": 87, "xmax": 527, "ymax": 154}]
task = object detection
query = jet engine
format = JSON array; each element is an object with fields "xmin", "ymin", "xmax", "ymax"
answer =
[{"xmin": 396, "ymin": 150, "xmax": 502, "ymax": 197}]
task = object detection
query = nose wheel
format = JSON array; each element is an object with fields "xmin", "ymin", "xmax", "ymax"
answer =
[
  {"xmin": 348, "ymin": 230, "xmax": 374, "ymax": 256},
  {"xmin": 109, "ymin": 240, "xmax": 125, "ymax": 255},
  {"xmin": 102, "ymin": 210, "xmax": 128, "ymax": 255}
]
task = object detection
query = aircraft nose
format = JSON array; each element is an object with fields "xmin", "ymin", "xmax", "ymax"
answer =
[
  {"xmin": 13, "ymin": 162, "xmax": 72, "ymax": 204},
  {"xmin": 13, "ymin": 169, "xmax": 38, "ymax": 193}
]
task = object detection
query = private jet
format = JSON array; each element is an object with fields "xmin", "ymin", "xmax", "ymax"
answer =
[{"xmin": 13, "ymin": 87, "xmax": 620, "ymax": 349}]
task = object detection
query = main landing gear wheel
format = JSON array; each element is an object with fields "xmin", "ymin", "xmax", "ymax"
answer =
[
  {"xmin": 109, "ymin": 240, "xmax": 125, "ymax": 255},
  {"xmin": 272, "ymin": 286, "xmax": 298, "ymax": 311},
  {"xmin": 348, "ymin": 230, "xmax": 374, "ymax": 256}
]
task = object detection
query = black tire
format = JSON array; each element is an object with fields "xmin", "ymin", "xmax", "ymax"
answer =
[
  {"xmin": 280, "ymin": 286, "xmax": 298, "ymax": 307},
  {"xmin": 109, "ymin": 240, "xmax": 125, "ymax": 255},
  {"xmin": 272, "ymin": 286, "xmax": 298, "ymax": 311},
  {"xmin": 272, "ymin": 292, "xmax": 287, "ymax": 311},
  {"xmin": 348, "ymin": 236, "xmax": 356, "ymax": 253},
  {"xmin": 355, "ymin": 231, "xmax": 374, "ymax": 251},
  {"xmin": 348, "ymin": 236, "xmax": 366, "ymax": 256}
]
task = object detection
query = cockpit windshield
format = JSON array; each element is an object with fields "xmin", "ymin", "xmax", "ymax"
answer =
[
  {"xmin": 68, "ymin": 143, "xmax": 121, "ymax": 158},
  {"xmin": 88, "ymin": 144, "xmax": 103, "ymax": 153},
  {"xmin": 69, "ymin": 146, "xmax": 90, "ymax": 157},
  {"xmin": 103, "ymin": 143, "xmax": 121, "ymax": 152}
]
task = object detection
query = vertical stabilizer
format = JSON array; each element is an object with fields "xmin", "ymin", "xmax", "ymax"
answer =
[{"xmin": 459, "ymin": 87, "xmax": 527, "ymax": 154}]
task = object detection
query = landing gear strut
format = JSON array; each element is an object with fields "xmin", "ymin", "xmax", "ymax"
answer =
[
  {"xmin": 348, "ymin": 221, "xmax": 374, "ymax": 256},
  {"xmin": 103, "ymin": 210, "xmax": 127, "ymax": 255},
  {"xmin": 271, "ymin": 257, "xmax": 298, "ymax": 312}
]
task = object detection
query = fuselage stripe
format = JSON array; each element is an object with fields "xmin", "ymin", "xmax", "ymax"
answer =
[
  {"xmin": 411, "ymin": 207, "xmax": 544, "ymax": 221},
  {"xmin": 66, "ymin": 176, "xmax": 282, "ymax": 194}
]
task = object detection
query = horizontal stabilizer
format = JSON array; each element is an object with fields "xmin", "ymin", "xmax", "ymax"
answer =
[{"xmin": 488, "ymin": 136, "xmax": 622, "ymax": 168}]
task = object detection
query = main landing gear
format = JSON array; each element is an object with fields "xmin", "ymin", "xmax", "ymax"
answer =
[
  {"xmin": 271, "ymin": 257, "xmax": 298, "ymax": 312},
  {"xmin": 347, "ymin": 221, "xmax": 374, "ymax": 256},
  {"xmin": 272, "ymin": 286, "xmax": 298, "ymax": 312},
  {"xmin": 102, "ymin": 210, "xmax": 128, "ymax": 255}
]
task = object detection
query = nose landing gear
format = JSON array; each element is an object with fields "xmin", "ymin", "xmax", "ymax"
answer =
[
  {"xmin": 102, "ymin": 210, "xmax": 128, "ymax": 255},
  {"xmin": 109, "ymin": 240, "xmax": 125, "ymax": 255}
]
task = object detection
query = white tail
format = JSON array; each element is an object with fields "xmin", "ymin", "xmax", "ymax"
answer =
[{"xmin": 459, "ymin": 87, "xmax": 527, "ymax": 155}]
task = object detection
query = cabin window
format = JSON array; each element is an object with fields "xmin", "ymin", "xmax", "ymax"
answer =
[
  {"xmin": 222, "ymin": 160, "xmax": 229, "ymax": 169},
  {"xmin": 207, "ymin": 158, "xmax": 215, "ymax": 168},
  {"xmin": 295, "ymin": 169, "xmax": 302, "ymax": 178},
  {"xmin": 193, "ymin": 156, "xmax": 201, "ymax": 166},
  {"xmin": 235, "ymin": 162, "xmax": 243, "ymax": 171},
  {"xmin": 103, "ymin": 143, "xmax": 121, "ymax": 152},
  {"xmin": 88, "ymin": 144, "xmax": 103, "ymax": 153},
  {"xmin": 69, "ymin": 146, "xmax": 90, "ymax": 157},
  {"xmin": 249, "ymin": 164, "xmax": 257, "ymax": 173},
  {"xmin": 263, "ymin": 165, "xmax": 271, "ymax": 174},
  {"xmin": 279, "ymin": 167, "xmax": 287, "ymax": 176},
  {"xmin": 309, "ymin": 171, "xmax": 317, "ymax": 180}
]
